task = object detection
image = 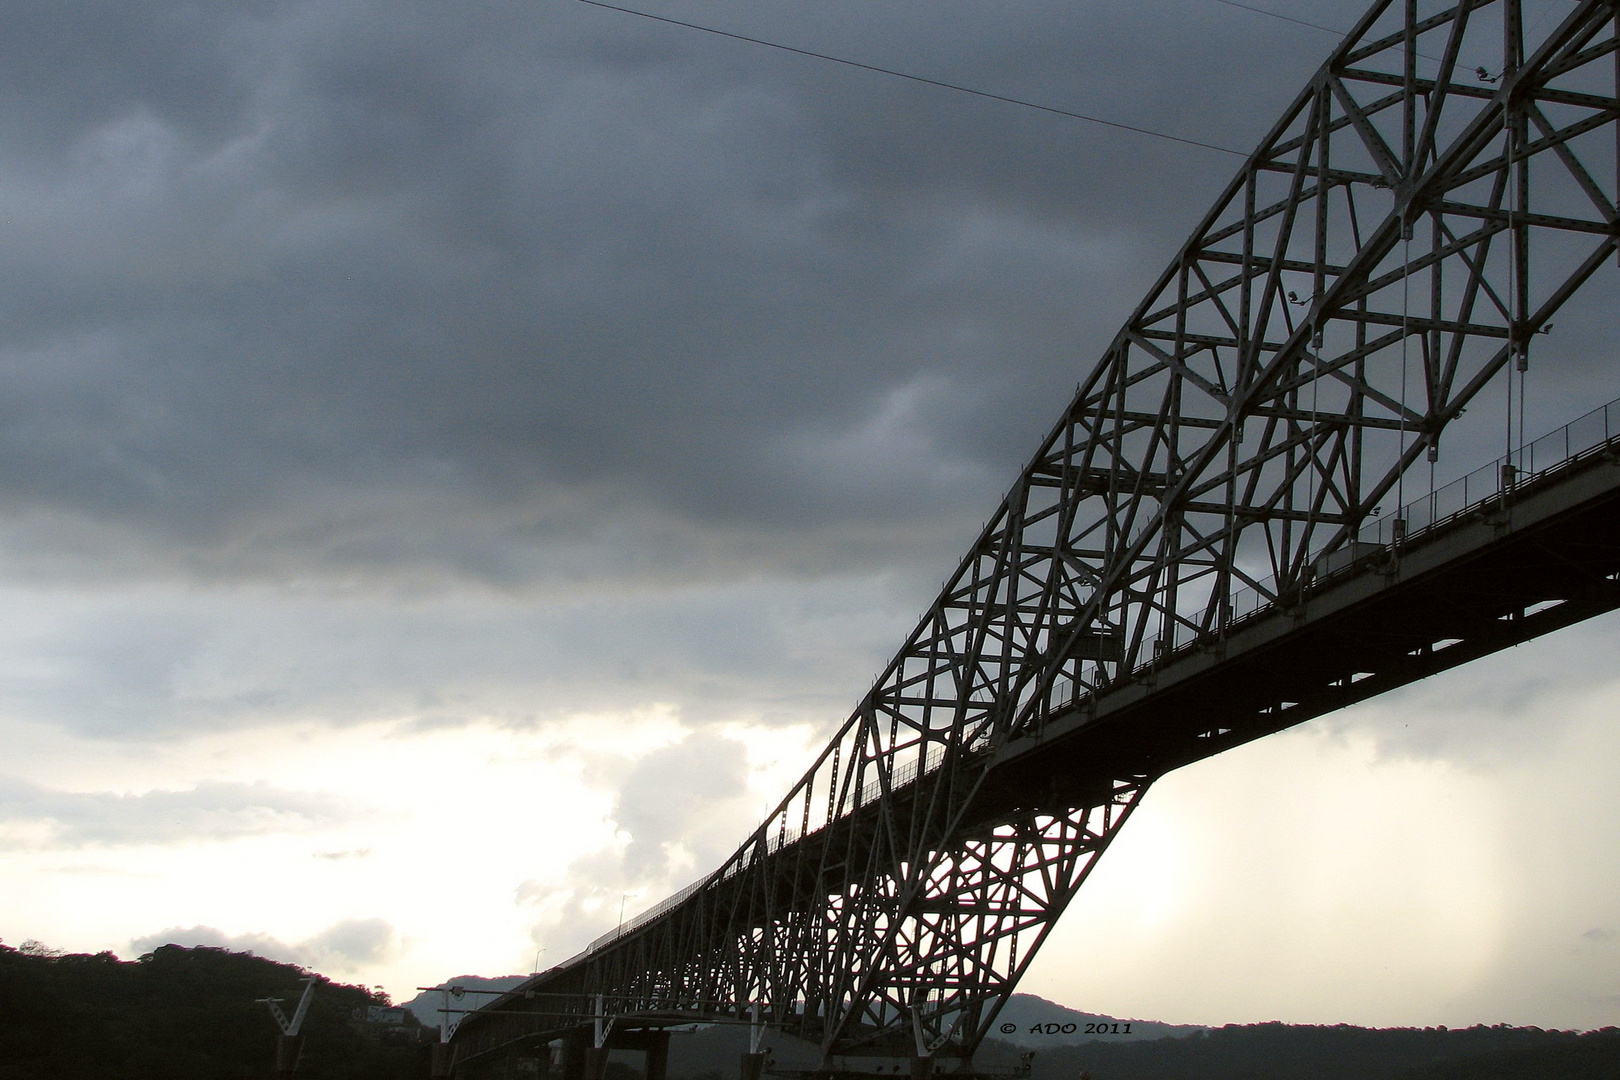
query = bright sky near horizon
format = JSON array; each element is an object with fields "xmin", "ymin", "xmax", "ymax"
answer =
[{"xmin": 0, "ymin": 0, "xmax": 1615, "ymax": 1031}]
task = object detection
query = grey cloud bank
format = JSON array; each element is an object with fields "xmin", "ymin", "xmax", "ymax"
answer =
[
  {"xmin": 130, "ymin": 917, "xmax": 399, "ymax": 972},
  {"xmin": 0, "ymin": 776, "xmax": 359, "ymax": 846},
  {"xmin": 0, "ymin": 571, "xmax": 913, "ymax": 739},
  {"xmin": 0, "ymin": 0, "xmax": 1362, "ymax": 751},
  {"xmin": 0, "ymin": 0, "xmax": 1332, "ymax": 594}
]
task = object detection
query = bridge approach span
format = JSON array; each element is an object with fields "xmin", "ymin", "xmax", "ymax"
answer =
[{"xmin": 454, "ymin": 2, "xmax": 1620, "ymax": 1075}]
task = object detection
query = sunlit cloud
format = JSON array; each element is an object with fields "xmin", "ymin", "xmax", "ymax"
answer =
[{"xmin": 0, "ymin": 777, "xmax": 360, "ymax": 848}]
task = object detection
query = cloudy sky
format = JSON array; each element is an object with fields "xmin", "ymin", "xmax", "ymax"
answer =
[{"xmin": 0, "ymin": 0, "xmax": 1616, "ymax": 1032}]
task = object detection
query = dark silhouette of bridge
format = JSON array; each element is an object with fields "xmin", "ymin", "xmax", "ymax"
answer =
[{"xmin": 448, "ymin": 3, "xmax": 1620, "ymax": 1077}]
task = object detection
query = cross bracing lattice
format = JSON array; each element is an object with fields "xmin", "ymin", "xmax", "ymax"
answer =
[{"xmin": 452, "ymin": 2, "xmax": 1620, "ymax": 1069}]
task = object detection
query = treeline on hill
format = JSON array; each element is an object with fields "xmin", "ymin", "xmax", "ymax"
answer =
[
  {"xmin": 1025, "ymin": 1023, "xmax": 1620, "ymax": 1080},
  {"xmin": 0, "ymin": 940, "xmax": 432, "ymax": 1079},
  {"xmin": 2, "ymin": 939, "xmax": 1617, "ymax": 1080},
  {"xmin": 657, "ymin": 1021, "xmax": 1620, "ymax": 1080}
]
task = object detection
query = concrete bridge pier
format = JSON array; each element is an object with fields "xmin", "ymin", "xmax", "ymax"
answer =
[
  {"xmin": 610, "ymin": 1028, "xmax": 670, "ymax": 1080},
  {"xmin": 556, "ymin": 1031, "xmax": 589, "ymax": 1080},
  {"xmin": 644, "ymin": 1030, "xmax": 671, "ymax": 1080},
  {"xmin": 552, "ymin": 1026, "xmax": 669, "ymax": 1080},
  {"xmin": 275, "ymin": 1034, "xmax": 302, "ymax": 1079}
]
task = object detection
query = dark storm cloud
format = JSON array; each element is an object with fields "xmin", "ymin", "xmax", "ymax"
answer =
[
  {"xmin": 0, "ymin": 0, "xmax": 1352, "ymax": 587},
  {"xmin": 0, "ymin": 775, "xmax": 360, "ymax": 846},
  {"xmin": 3, "ymin": 0, "xmax": 1605, "ymax": 749},
  {"xmin": 0, "ymin": 572, "xmax": 915, "ymax": 738}
]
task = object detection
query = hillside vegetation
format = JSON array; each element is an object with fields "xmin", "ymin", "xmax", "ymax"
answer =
[
  {"xmin": 656, "ymin": 1016, "xmax": 1618, "ymax": 1080},
  {"xmin": 1, "ymin": 941, "xmax": 1615, "ymax": 1080},
  {"xmin": 0, "ymin": 941, "xmax": 428, "ymax": 1079},
  {"xmin": 1028, "ymin": 1022, "xmax": 1620, "ymax": 1080}
]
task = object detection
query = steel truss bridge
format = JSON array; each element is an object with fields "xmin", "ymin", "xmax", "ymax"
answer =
[{"xmin": 452, "ymin": 2, "xmax": 1620, "ymax": 1077}]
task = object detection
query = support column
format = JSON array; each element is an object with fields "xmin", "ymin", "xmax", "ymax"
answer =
[
  {"xmin": 910, "ymin": 1057, "xmax": 933, "ymax": 1080},
  {"xmin": 276, "ymin": 1034, "xmax": 303, "ymax": 1079},
  {"xmin": 430, "ymin": 1043, "xmax": 456, "ymax": 1079},
  {"xmin": 584, "ymin": 1046, "xmax": 610, "ymax": 1080},
  {"xmin": 644, "ymin": 1031, "xmax": 671, "ymax": 1080},
  {"xmin": 561, "ymin": 1032, "xmax": 589, "ymax": 1080},
  {"xmin": 739, "ymin": 1052, "xmax": 765, "ymax": 1080}
]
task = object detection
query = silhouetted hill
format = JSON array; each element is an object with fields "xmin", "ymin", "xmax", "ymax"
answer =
[
  {"xmin": 992, "ymin": 992, "xmax": 1205, "ymax": 1045},
  {"xmin": 639, "ymin": 1016, "xmax": 1619, "ymax": 1080},
  {"xmin": 0, "ymin": 940, "xmax": 430, "ymax": 1079},
  {"xmin": 653, "ymin": 1022, "xmax": 1619, "ymax": 1080},
  {"xmin": 4, "ymin": 942, "xmax": 1616, "ymax": 1080},
  {"xmin": 1026, "ymin": 1022, "xmax": 1620, "ymax": 1080},
  {"xmin": 1395, "ymin": 1028, "xmax": 1620, "ymax": 1079}
]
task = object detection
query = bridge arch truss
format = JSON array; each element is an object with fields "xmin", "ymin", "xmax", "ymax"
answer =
[{"xmin": 454, "ymin": 2, "xmax": 1620, "ymax": 1072}]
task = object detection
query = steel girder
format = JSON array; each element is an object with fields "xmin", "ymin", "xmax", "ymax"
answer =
[{"xmin": 455, "ymin": 1, "xmax": 1620, "ymax": 1070}]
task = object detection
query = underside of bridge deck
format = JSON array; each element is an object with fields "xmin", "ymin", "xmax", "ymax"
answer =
[{"xmin": 980, "ymin": 444, "xmax": 1620, "ymax": 819}]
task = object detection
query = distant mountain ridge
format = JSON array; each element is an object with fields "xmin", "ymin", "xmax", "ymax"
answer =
[
  {"xmin": 401, "ymin": 984, "xmax": 1200, "ymax": 1047},
  {"xmin": 9, "ymin": 944, "xmax": 1615, "ymax": 1079},
  {"xmin": 403, "ymin": 974, "xmax": 527, "ymax": 1032},
  {"xmin": 991, "ymin": 992, "xmax": 1207, "ymax": 1045},
  {"xmin": 1030, "ymin": 1022, "xmax": 1620, "ymax": 1080}
]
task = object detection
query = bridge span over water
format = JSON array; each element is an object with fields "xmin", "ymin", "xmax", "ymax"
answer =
[{"xmin": 449, "ymin": 3, "xmax": 1620, "ymax": 1077}]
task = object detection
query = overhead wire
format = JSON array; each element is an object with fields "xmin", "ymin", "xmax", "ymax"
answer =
[
  {"xmin": 1203, "ymin": 0, "xmax": 1462, "ymax": 67},
  {"xmin": 567, "ymin": 0, "xmax": 1246, "ymax": 157},
  {"xmin": 1203, "ymin": 0, "xmax": 1345, "ymax": 36}
]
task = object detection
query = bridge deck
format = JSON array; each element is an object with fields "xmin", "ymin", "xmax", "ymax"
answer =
[{"xmin": 980, "ymin": 439, "xmax": 1620, "ymax": 818}]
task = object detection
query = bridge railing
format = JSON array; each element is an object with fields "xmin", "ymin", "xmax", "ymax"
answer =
[
  {"xmin": 1213, "ymin": 392, "xmax": 1620, "ymax": 642},
  {"xmin": 580, "ymin": 875, "xmax": 713, "ymax": 957}
]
